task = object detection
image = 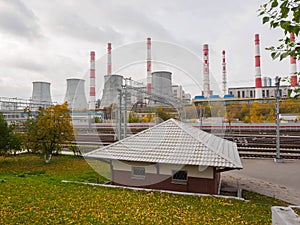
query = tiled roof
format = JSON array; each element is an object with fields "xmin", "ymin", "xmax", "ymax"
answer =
[{"xmin": 84, "ymin": 119, "xmax": 243, "ymax": 169}]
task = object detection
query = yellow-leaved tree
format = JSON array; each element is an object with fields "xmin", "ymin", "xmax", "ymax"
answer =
[{"xmin": 36, "ymin": 102, "xmax": 74, "ymax": 163}]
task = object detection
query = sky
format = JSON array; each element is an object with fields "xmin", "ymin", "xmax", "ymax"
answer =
[{"xmin": 0, "ymin": 0, "xmax": 297, "ymax": 103}]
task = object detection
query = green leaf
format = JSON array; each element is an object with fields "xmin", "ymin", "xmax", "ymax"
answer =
[
  {"xmin": 271, "ymin": 0, "xmax": 278, "ymax": 8},
  {"xmin": 280, "ymin": 5, "xmax": 289, "ymax": 18},
  {"xmin": 263, "ymin": 16, "xmax": 270, "ymax": 23}
]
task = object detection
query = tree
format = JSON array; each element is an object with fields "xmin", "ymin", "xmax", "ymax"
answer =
[
  {"xmin": 128, "ymin": 112, "xmax": 139, "ymax": 123},
  {"xmin": 0, "ymin": 113, "xmax": 23, "ymax": 155},
  {"xmin": 258, "ymin": 0, "xmax": 300, "ymax": 96},
  {"xmin": 0, "ymin": 113, "xmax": 10, "ymax": 155},
  {"xmin": 22, "ymin": 107, "xmax": 39, "ymax": 153},
  {"xmin": 7, "ymin": 123, "xmax": 22, "ymax": 155},
  {"xmin": 259, "ymin": 0, "xmax": 300, "ymax": 59},
  {"xmin": 36, "ymin": 102, "xmax": 74, "ymax": 163},
  {"xmin": 156, "ymin": 106, "xmax": 172, "ymax": 121}
]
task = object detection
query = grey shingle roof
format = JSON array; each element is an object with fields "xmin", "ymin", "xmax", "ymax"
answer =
[{"xmin": 84, "ymin": 119, "xmax": 243, "ymax": 169}]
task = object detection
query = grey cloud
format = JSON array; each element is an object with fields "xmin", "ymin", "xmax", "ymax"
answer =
[
  {"xmin": 0, "ymin": 0, "xmax": 42, "ymax": 39},
  {"xmin": 49, "ymin": 11, "xmax": 121, "ymax": 43},
  {"xmin": 107, "ymin": 4, "xmax": 174, "ymax": 41}
]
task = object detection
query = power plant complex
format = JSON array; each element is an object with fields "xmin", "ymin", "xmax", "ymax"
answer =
[{"xmin": 0, "ymin": 34, "xmax": 298, "ymax": 123}]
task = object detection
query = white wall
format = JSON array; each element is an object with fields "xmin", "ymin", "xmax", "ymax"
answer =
[{"xmin": 112, "ymin": 160, "xmax": 214, "ymax": 179}]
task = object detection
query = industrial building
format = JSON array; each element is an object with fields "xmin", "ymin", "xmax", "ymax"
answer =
[
  {"xmin": 172, "ymin": 85, "xmax": 191, "ymax": 105},
  {"xmin": 228, "ymin": 85, "xmax": 289, "ymax": 99}
]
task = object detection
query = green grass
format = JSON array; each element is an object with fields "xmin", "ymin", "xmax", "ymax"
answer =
[{"xmin": 0, "ymin": 154, "xmax": 289, "ymax": 224}]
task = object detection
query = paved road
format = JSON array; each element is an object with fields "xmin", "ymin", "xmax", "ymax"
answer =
[{"xmin": 221, "ymin": 158, "xmax": 300, "ymax": 205}]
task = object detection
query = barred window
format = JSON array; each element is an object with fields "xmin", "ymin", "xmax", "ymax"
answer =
[
  {"xmin": 172, "ymin": 170, "xmax": 187, "ymax": 182},
  {"xmin": 132, "ymin": 167, "xmax": 145, "ymax": 178}
]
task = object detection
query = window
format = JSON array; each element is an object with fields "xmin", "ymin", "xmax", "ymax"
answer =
[
  {"xmin": 172, "ymin": 170, "xmax": 187, "ymax": 183},
  {"xmin": 242, "ymin": 91, "xmax": 245, "ymax": 98},
  {"xmin": 266, "ymin": 90, "xmax": 269, "ymax": 97},
  {"xmin": 132, "ymin": 167, "xmax": 145, "ymax": 178},
  {"xmin": 262, "ymin": 90, "xmax": 265, "ymax": 97},
  {"xmin": 250, "ymin": 90, "xmax": 253, "ymax": 98},
  {"xmin": 237, "ymin": 91, "xmax": 240, "ymax": 98}
]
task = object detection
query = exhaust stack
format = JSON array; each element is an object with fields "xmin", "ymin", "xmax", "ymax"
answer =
[
  {"xmin": 254, "ymin": 34, "xmax": 262, "ymax": 98},
  {"xmin": 89, "ymin": 51, "xmax": 96, "ymax": 109},
  {"xmin": 107, "ymin": 43, "xmax": 112, "ymax": 75},
  {"xmin": 203, "ymin": 44, "xmax": 210, "ymax": 98},
  {"xmin": 146, "ymin": 37, "xmax": 152, "ymax": 93},
  {"xmin": 222, "ymin": 50, "xmax": 227, "ymax": 97},
  {"xmin": 290, "ymin": 33, "xmax": 298, "ymax": 87}
]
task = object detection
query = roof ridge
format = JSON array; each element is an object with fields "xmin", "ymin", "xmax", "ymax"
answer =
[{"xmin": 170, "ymin": 119, "xmax": 242, "ymax": 168}]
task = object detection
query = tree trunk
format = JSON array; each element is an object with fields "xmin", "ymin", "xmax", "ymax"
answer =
[{"xmin": 44, "ymin": 151, "xmax": 52, "ymax": 164}]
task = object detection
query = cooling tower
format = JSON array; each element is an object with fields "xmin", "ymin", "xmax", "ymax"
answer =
[
  {"xmin": 31, "ymin": 81, "xmax": 52, "ymax": 109},
  {"xmin": 64, "ymin": 78, "xmax": 88, "ymax": 111},
  {"xmin": 151, "ymin": 71, "xmax": 173, "ymax": 106},
  {"xmin": 100, "ymin": 74, "xmax": 123, "ymax": 108}
]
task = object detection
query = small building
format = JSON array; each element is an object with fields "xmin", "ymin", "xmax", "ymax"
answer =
[{"xmin": 84, "ymin": 119, "xmax": 242, "ymax": 194}]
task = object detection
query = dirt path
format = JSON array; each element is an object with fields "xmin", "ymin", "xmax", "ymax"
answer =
[{"xmin": 221, "ymin": 159, "xmax": 300, "ymax": 205}]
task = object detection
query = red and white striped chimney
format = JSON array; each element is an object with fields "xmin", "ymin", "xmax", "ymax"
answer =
[
  {"xmin": 107, "ymin": 43, "xmax": 112, "ymax": 75},
  {"xmin": 222, "ymin": 50, "xmax": 227, "ymax": 97},
  {"xmin": 89, "ymin": 51, "xmax": 96, "ymax": 109},
  {"xmin": 146, "ymin": 37, "xmax": 152, "ymax": 93},
  {"xmin": 203, "ymin": 44, "xmax": 210, "ymax": 98},
  {"xmin": 290, "ymin": 33, "xmax": 298, "ymax": 87},
  {"xmin": 254, "ymin": 34, "xmax": 262, "ymax": 98}
]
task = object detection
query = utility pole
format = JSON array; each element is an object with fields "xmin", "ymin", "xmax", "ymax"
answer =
[
  {"xmin": 199, "ymin": 106, "xmax": 203, "ymax": 129},
  {"xmin": 117, "ymin": 88, "xmax": 122, "ymax": 141},
  {"xmin": 275, "ymin": 76, "xmax": 283, "ymax": 163},
  {"xmin": 123, "ymin": 84, "xmax": 127, "ymax": 139}
]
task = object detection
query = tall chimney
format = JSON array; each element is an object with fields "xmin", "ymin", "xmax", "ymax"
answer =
[
  {"xmin": 89, "ymin": 51, "xmax": 96, "ymax": 109},
  {"xmin": 254, "ymin": 34, "xmax": 262, "ymax": 98},
  {"xmin": 107, "ymin": 43, "xmax": 112, "ymax": 75},
  {"xmin": 146, "ymin": 37, "xmax": 152, "ymax": 93},
  {"xmin": 203, "ymin": 44, "xmax": 210, "ymax": 98},
  {"xmin": 222, "ymin": 50, "xmax": 227, "ymax": 97},
  {"xmin": 290, "ymin": 33, "xmax": 298, "ymax": 87}
]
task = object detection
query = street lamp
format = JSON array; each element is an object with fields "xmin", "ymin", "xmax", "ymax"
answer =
[{"xmin": 274, "ymin": 76, "xmax": 283, "ymax": 163}]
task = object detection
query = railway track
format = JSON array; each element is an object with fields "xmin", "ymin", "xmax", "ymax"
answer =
[
  {"xmin": 74, "ymin": 126, "xmax": 300, "ymax": 159},
  {"xmin": 238, "ymin": 147, "xmax": 300, "ymax": 159}
]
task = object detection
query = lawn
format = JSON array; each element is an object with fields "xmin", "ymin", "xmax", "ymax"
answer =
[{"xmin": 0, "ymin": 154, "xmax": 288, "ymax": 224}]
